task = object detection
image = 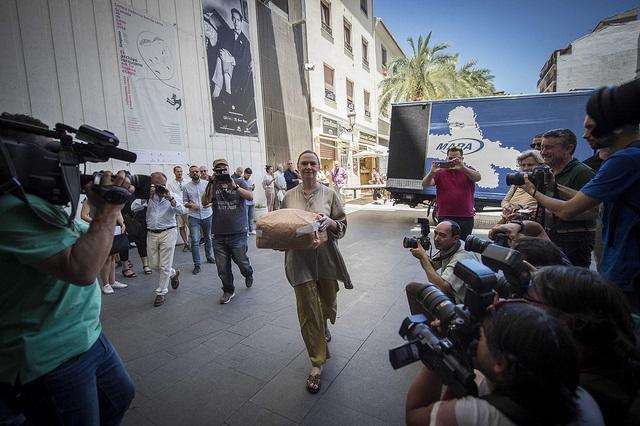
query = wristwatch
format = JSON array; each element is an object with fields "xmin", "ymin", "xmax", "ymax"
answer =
[{"xmin": 509, "ymin": 220, "xmax": 524, "ymax": 233}]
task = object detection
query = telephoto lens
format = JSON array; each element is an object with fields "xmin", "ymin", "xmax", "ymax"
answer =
[{"xmin": 403, "ymin": 236, "xmax": 419, "ymax": 249}]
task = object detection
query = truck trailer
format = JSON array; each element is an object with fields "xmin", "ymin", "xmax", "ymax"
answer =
[{"xmin": 386, "ymin": 91, "xmax": 594, "ymax": 212}]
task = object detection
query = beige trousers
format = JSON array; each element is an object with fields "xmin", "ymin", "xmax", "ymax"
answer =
[
  {"xmin": 294, "ymin": 279, "xmax": 339, "ymax": 367},
  {"xmin": 147, "ymin": 228, "xmax": 178, "ymax": 295}
]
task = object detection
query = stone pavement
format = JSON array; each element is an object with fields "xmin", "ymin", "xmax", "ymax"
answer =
[{"xmin": 102, "ymin": 205, "xmax": 454, "ymax": 425}]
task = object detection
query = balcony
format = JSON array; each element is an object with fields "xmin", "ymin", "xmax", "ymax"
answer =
[
  {"xmin": 347, "ymin": 100, "xmax": 354, "ymax": 111},
  {"xmin": 325, "ymin": 89, "xmax": 336, "ymax": 102},
  {"xmin": 321, "ymin": 21, "xmax": 332, "ymax": 35},
  {"xmin": 362, "ymin": 58, "xmax": 369, "ymax": 71},
  {"xmin": 364, "ymin": 110, "xmax": 371, "ymax": 118}
]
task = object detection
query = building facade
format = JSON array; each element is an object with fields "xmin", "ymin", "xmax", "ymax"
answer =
[{"xmin": 539, "ymin": 9, "xmax": 640, "ymax": 93}]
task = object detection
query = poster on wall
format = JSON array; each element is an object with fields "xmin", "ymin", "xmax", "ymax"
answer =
[
  {"xmin": 112, "ymin": 2, "xmax": 186, "ymax": 164},
  {"xmin": 203, "ymin": 0, "xmax": 258, "ymax": 137}
]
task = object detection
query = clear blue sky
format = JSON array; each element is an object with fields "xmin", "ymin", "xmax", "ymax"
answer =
[{"xmin": 375, "ymin": 0, "xmax": 639, "ymax": 94}]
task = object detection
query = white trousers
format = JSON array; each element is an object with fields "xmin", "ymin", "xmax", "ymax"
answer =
[{"xmin": 147, "ymin": 228, "xmax": 178, "ymax": 295}]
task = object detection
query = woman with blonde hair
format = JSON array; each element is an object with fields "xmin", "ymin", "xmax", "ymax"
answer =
[{"xmin": 500, "ymin": 150, "xmax": 544, "ymax": 223}]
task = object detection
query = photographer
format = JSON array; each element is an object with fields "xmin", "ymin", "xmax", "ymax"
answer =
[
  {"xmin": 537, "ymin": 129, "xmax": 596, "ymax": 267},
  {"xmin": 405, "ymin": 302, "xmax": 602, "ymax": 426},
  {"xmin": 527, "ymin": 266, "xmax": 640, "ymax": 425},
  {"xmin": 131, "ymin": 172, "xmax": 183, "ymax": 307},
  {"xmin": 489, "ymin": 221, "xmax": 571, "ymax": 266},
  {"xmin": 409, "ymin": 221, "xmax": 479, "ymax": 303},
  {"xmin": 519, "ymin": 79, "xmax": 640, "ymax": 308},
  {"xmin": 203, "ymin": 158, "xmax": 254, "ymax": 304},
  {"xmin": 0, "ymin": 167, "xmax": 135, "ymax": 423}
]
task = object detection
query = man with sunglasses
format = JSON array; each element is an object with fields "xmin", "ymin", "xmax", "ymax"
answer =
[
  {"xmin": 405, "ymin": 301, "xmax": 603, "ymax": 425},
  {"xmin": 530, "ymin": 133, "xmax": 543, "ymax": 150}
]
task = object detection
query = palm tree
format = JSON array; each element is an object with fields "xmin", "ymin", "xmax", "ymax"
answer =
[{"xmin": 378, "ymin": 32, "xmax": 495, "ymax": 114}]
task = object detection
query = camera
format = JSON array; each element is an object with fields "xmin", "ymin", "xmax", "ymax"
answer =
[
  {"xmin": 403, "ymin": 217, "xmax": 431, "ymax": 250},
  {"xmin": 212, "ymin": 168, "xmax": 232, "ymax": 183},
  {"xmin": 389, "ymin": 260, "xmax": 497, "ymax": 397},
  {"xmin": 0, "ymin": 113, "xmax": 145, "ymax": 226},
  {"xmin": 464, "ymin": 235, "xmax": 530, "ymax": 296},
  {"xmin": 154, "ymin": 185, "xmax": 167, "ymax": 195},
  {"xmin": 505, "ymin": 165, "xmax": 552, "ymax": 191},
  {"xmin": 466, "ymin": 232, "xmax": 509, "ymax": 251}
]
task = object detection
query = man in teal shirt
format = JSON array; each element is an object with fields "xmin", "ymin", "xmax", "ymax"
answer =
[{"xmin": 0, "ymin": 171, "xmax": 134, "ymax": 424}]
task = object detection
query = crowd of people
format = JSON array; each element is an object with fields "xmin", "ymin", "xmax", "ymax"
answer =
[{"xmin": 1, "ymin": 77, "xmax": 638, "ymax": 425}]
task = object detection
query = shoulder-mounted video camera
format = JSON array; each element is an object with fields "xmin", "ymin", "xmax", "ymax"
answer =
[{"xmin": 0, "ymin": 113, "xmax": 149, "ymax": 227}]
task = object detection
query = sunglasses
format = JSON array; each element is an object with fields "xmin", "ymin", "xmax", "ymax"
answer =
[{"xmin": 530, "ymin": 143, "xmax": 542, "ymax": 149}]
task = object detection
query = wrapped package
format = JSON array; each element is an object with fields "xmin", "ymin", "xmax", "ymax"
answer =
[{"xmin": 256, "ymin": 208, "xmax": 327, "ymax": 250}]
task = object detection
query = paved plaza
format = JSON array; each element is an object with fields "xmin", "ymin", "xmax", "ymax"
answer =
[{"xmin": 103, "ymin": 203, "xmax": 487, "ymax": 425}]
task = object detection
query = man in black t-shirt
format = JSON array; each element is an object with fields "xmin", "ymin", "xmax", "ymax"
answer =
[{"xmin": 204, "ymin": 158, "xmax": 254, "ymax": 304}]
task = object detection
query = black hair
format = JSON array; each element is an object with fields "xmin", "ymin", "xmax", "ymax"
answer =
[
  {"xmin": 297, "ymin": 150, "xmax": 320, "ymax": 165},
  {"xmin": 512, "ymin": 237, "xmax": 564, "ymax": 267},
  {"xmin": 230, "ymin": 8, "xmax": 242, "ymax": 20},
  {"xmin": 265, "ymin": 165, "xmax": 272, "ymax": 172},
  {"xmin": 244, "ymin": 168, "xmax": 252, "ymax": 174},
  {"xmin": 485, "ymin": 303, "xmax": 579, "ymax": 424},
  {"xmin": 446, "ymin": 146, "xmax": 464, "ymax": 156},
  {"xmin": 542, "ymin": 128, "xmax": 578, "ymax": 154},
  {"xmin": 440, "ymin": 220, "xmax": 461, "ymax": 238},
  {"xmin": 530, "ymin": 266, "xmax": 637, "ymax": 366}
]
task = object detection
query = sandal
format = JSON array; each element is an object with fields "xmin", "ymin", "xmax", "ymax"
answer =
[
  {"xmin": 306, "ymin": 374, "xmax": 321, "ymax": 394},
  {"xmin": 143, "ymin": 266, "xmax": 152, "ymax": 275},
  {"xmin": 122, "ymin": 268, "xmax": 136, "ymax": 278}
]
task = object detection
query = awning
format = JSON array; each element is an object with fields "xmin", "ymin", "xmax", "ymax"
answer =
[{"xmin": 352, "ymin": 150, "xmax": 388, "ymax": 159}]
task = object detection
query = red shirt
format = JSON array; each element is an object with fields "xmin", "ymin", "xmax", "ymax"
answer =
[{"xmin": 433, "ymin": 168, "xmax": 476, "ymax": 217}]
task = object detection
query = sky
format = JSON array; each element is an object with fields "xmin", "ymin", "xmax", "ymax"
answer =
[{"xmin": 375, "ymin": 0, "xmax": 639, "ymax": 94}]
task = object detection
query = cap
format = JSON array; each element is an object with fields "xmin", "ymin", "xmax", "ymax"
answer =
[{"xmin": 212, "ymin": 158, "xmax": 228, "ymax": 168}]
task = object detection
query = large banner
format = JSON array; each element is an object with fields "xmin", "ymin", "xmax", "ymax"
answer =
[
  {"xmin": 113, "ymin": 2, "xmax": 186, "ymax": 164},
  {"xmin": 203, "ymin": 0, "xmax": 258, "ymax": 137}
]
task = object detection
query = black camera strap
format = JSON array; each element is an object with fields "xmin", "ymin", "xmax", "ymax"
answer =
[{"xmin": 480, "ymin": 394, "xmax": 541, "ymax": 426}]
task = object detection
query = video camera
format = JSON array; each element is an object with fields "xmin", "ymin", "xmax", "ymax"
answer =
[
  {"xmin": 465, "ymin": 235, "xmax": 530, "ymax": 297},
  {"xmin": 402, "ymin": 217, "xmax": 431, "ymax": 251},
  {"xmin": 388, "ymin": 259, "xmax": 497, "ymax": 397},
  {"xmin": 0, "ymin": 113, "xmax": 148, "ymax": 227}
]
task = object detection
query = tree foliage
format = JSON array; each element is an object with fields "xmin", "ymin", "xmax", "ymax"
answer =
[{"xmin": 378, "ymin": 32, "xmax": 496, "ymax": 114}]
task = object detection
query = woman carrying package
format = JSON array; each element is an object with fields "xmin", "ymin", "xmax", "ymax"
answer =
[{"xmin": 281, "ymin": 150, "xmax": 352, "ymax": 394}]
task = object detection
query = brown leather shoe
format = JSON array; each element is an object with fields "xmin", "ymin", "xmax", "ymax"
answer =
[
  {"xmin": 153, "ymin": 295, "xmax": 165, "ymax": 307},
  {"xmin": 170, "ymin": 271, "xmax": 180, "ymax": 289}
]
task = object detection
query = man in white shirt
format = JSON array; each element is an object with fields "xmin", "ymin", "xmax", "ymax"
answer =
[
  {"xmin": 167, "ymin": 165, "xmax": 190, "ymax": 252},
  {"xmin": 273, "ymin": 163, "xmax": 287, "ymax": 210},
  {"xmin": 131, "ymin": 172, "xmax": 184, "ymax": 307},
  {"xmin": 183, "ymin": 165, "xmax": 214, "ymax": 275}
]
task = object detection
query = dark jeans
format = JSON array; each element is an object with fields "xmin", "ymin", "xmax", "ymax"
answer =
[
  {"xmin": 189, "ymin": 215, "xmax": 213, "ymax": 266},
  {"xmin": 119, "ymin": 235, "xmax": 147, "ymax": 262},
  {"xmin": 13, "ymin": 332, "xmax": 134, "ymax": 426},
  {"xmin": 549, "ymin": 230, "xmax": 595, "ymax": 268},
  {"xmin": 246, "ymin": 205, "xmax": 255, "ymax": 232},
  {"xmin": 438, "ymin": 216, "xmax": 474, "ymax": 241},
  {"xmin": 213, "ymin": 233, "xmax": 253, "ymax": 293}
]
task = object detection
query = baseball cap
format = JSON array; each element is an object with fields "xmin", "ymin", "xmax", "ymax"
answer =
[{"xmin": 212, "ymin": 158, "xmax": 229, "ymax": 168}]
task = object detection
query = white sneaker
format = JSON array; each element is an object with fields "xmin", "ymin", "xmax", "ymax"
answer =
[
  {"xmin": 249, "ymin": 230, "xmax": 256, "ymax": 235},
  {"xmin": 102, "ymin": 284, "xmax": 114, "ymax": 294},
  {"xmin": 111, "ymin": 281, "xmax": 128, "ymax": 289}
]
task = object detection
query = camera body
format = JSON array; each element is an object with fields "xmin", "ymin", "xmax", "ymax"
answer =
[
  {"xmin": 212, "ymin": 168, "xmax": 232, "ymax": 183},
  {"xmin": 403, "ymin": 217, "xmax": 431, "ymax": 251},
  {"xmin": 389, "ymin": 260, "xmax": 497, "ymax": 397},
  {"xmin": 505, "ymin": 165, "xmax": 552, "ymax": 191}
]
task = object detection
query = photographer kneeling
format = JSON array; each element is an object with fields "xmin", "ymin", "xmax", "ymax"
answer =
[
  {"xmin": 406, "ymin": 302, "xmax": 602, "ymax": 425},
  {"xmin": 409, "ymin": 220, "xmax": 479, "ymax": 304}
]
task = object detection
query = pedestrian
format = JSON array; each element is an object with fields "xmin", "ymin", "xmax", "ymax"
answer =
[
  {"xmin": 243, "ymin": 168, "xmax": 256, "ymax": 235},
  {"xmin": 263, "ymin": 165, "xmax": 276, "ymax": 211},
  {"xmin": 281, "ymin": 150, "xmax": 352, "ymax": 394},
  {"xmin": 183, "ymin": 165, "xmax": 214, "ymax": 275},
  {"xmin": 167, "ymin": 165, "xmax": 191, "ymax": 252},
  {"xmin": 273, "ymin": 163, "xmax": 287, "ymax": 210}
]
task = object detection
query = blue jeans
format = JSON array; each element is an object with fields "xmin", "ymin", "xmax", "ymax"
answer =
[
  {"xmin": 189, "ymin": 215, "xmax": 213, "ymax": 266},
  {"xmin": 15, "ymin": 333, "xmax": 134, "ymax": 426},
  {"xmin": 246, "ymin": 205, "xmax": 255, "ymax": 231},
  {"xmin": 213, "ymin": 233, "xmax": 253, "ymax": 293}
]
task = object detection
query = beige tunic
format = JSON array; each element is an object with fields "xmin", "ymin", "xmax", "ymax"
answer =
[{"xmin": 282, "ymin": 184, "xmax": 353, "ymax": 288}]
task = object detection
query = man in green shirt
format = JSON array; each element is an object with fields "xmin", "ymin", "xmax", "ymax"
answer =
[
  {"xmin": 540, "ymin": 129, "xmax": 597, "ymax": 267},
  {"xmin": 0, "ymin": 171, "xmax": 134, "ymax": 424}
]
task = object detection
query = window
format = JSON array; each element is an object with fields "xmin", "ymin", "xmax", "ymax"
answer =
[
  {"xmin": 320, "ymin": 0, "xmax": 331, "ymax": 35},
  {"xmin": 364, "ymin": 90, "xmax": 371, "ymax": 117},
  {"xmin": 381, "ymin": 45, "xmax": 387, "ymax": 67},
  {"xmin": 360, "ymin": 0, "xmax": 368, "ymax": 16},
  {"xmin": 343, "ymin": 19, "xmax": 352, "ymax": 53},
  {"xmin": 346, "ymin": 79, "xmax": 354, "ymax": 111},
  {"xmin": 362, "ymin": 38, "xmax": 369, "ymax": 68},
  {"xmin": 324, "ymin": 64, "xmax": 335, "ymax": 101}
]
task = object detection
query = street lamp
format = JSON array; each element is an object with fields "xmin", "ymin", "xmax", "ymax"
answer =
[{"xmin": 347, "ymin": 112, "xmax": 356, "ymax": 181}]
